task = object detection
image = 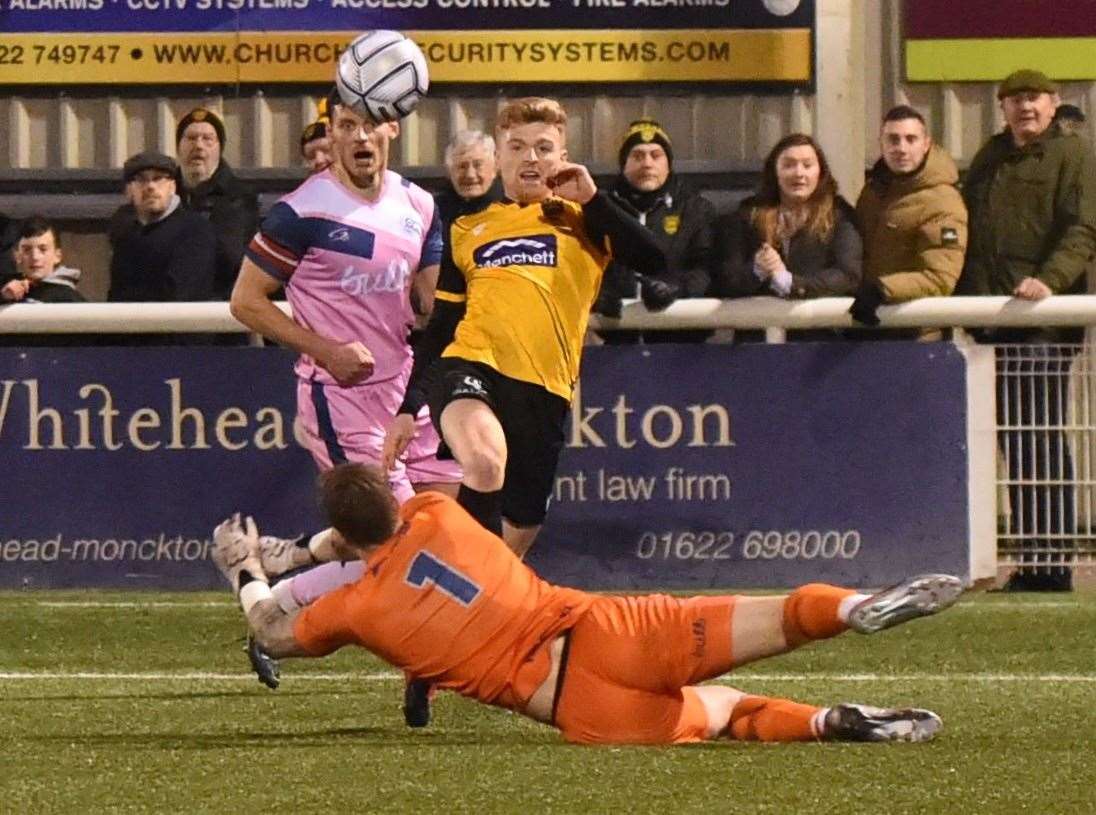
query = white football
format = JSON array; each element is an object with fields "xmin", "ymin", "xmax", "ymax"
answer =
[{"xmin": 335, "ymin": 30, "xmax": 429, "ymax": 123}]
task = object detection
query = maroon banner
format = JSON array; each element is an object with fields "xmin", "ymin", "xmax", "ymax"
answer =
[{"xmin": 904, "ymin": 0, "xmax": 1096, "ymax": 39}]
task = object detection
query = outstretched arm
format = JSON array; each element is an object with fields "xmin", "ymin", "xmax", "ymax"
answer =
[
  {"xmin": 212, "ymin": 514, "xmax": 315, "ymax": 659},
  {"xmin": 245, "ymin": 596, "xmax": 310, "ymax": 659}
]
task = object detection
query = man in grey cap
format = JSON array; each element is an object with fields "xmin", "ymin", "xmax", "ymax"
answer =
[
  {"xmin": 107, "ymin": 150, "xmax": 218, "ymax": 333},
  {"xmin": 957, "ymin": 69, "xmax": 1096, "ymax": 591}
]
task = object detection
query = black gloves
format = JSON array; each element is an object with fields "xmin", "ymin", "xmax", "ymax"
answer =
[
  {"xmin": 592, "ymin": 267, "xmax": 681, "ymax": 315},
  {"xmin": 849, "ymin": 282, "xmax": 885, "ymax": 327},
  {"xmin": 639, "ymin": 275, "xmax": 681, "ymax": 311},
  {"xmin": 593, "ymin": 262, "xmax": 637, "ymax": 319}
]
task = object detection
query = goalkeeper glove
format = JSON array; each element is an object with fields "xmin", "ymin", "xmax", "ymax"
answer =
[{"xmin": 212, "ymin": 513, "xmax": 268, "ymax": 597}]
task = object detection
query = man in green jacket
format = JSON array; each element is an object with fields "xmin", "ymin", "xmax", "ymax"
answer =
[
  {"xmin": 851, "ymin": 105, "xmax": 968, "ymax": 334},
  {"xmin": 957, "ymin": 69, "xmax": 1096, "ymax": 591}
]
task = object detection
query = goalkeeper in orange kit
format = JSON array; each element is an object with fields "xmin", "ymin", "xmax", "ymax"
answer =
[{"xmin": 213, "ymin": 463, "xmax": 962, "ymax": 746}]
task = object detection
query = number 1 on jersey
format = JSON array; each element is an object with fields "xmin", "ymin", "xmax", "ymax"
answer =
[{"xmin": 405, "ymin": 551, "xmax": 481, "ymax": 606}]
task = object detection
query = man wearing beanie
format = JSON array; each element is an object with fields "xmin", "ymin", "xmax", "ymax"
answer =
[
  {"xmin": 594, "ymin": 118, "xmax": 715, "ymax": 343},
  {"xmin": 176, "ymin": 107, "xmax": 259, "ymax": 302},
  {"xmin": 300, "ymin": 119, "xmax": 332, "ymax": 175},
  {"xmin": 957, "ymin": 69, "xmax": 1096, "ymax": 592},
  {"xmin": 107, "ymin": 150, "xmax": 217, "ymax": 342}
]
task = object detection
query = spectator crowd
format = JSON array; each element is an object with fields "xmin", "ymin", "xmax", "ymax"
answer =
[
  {"xmin": 2, "ymin": 71, "xmax": 1091, "ymax": 340},
  {"xmin": 0, "ymin": 68, "xmax": 1091, "ymax": 591}
]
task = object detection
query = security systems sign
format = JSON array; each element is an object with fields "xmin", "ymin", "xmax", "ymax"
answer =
[{"xmin": 0, "ymin": 1, "xmax": 814, "ymax": 84}]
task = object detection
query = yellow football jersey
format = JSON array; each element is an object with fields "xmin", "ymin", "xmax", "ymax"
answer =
[{"xmin": 437, "ymin": 198, "xmax": 609, "ymax": 402}]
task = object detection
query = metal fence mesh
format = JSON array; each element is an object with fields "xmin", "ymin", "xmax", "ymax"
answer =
[{"xmin": 995, "ymin": 342, "xmax": 1096, "ymax": 571}]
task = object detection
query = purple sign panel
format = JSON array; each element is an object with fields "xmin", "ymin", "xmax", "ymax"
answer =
[
  {"xmin": 529, "ymin": 342, "xmax": 974, "ymax": 589},
  {"xmin": 0, "ymin": 348, "xmax": 322, "ymax": 590},
  {"xmin": 0, "ymin": 343, "xmax": 973, "ymax": 591}
]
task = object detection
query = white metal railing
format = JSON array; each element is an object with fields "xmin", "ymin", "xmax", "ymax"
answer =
[
  {"xmin": 2, "ymin": 295, "xmax": 1095, "ymax": 579},
  {"xmin": 3, "ymin": 295, "xmax": 1096, "ymax": 333}
]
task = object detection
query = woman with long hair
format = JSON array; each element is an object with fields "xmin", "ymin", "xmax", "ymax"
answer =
[{"xmin": 712, "ymin": 134, "xmax": 861, "ymax": 300}]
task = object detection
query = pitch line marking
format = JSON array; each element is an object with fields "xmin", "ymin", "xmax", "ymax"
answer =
[
  {"xmin": 1, "ymin": 671, "xmax": 1093, "ymax": 683},
  {"xmin": 33, "ymin": 601, "xmax": 234, "ymax": 608}
]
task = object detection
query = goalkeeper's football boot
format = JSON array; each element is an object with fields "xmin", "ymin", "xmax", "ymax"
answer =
[
  {"xmin": 403, "ymin": 677, "xmax": 434, "ymax": 728},
  {"xmin": 824, "ymin": 704, "xmax": 942, "ymax": 743},
  {"xmin": 848, "ymin": 574, "xmax": 963, "ymax": 634},
  {"xmin": 246, "ymin": 635, "xmax": 280, "ymax": 690}
]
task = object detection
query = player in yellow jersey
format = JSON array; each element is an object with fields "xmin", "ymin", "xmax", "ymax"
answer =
[
  {"xmin": 213, "ymin": 463, "xmax": 962, "ymax": 746},
  {"xmin": 382, "ymin": 97, "xmax": 666, "ymax": 558}
]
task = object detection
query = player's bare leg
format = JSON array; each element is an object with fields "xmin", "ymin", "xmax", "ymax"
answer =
[
  {"xmin": 502, "ymin": 521, "xmax": 541, "ymax": 558},
  {"xmin": 439, "ymin": 398, "xmax": 507, "ymax": 538}
]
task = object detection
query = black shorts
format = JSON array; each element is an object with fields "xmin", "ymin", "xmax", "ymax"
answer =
[{"xmin": 428, "ymin": 357, "xmax": 569, "ymax": 527}]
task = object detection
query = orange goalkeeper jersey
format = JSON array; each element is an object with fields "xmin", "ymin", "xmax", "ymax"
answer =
[{"xmin": 293, "ymin": 492, "xmax": 594, "ymax": 710}]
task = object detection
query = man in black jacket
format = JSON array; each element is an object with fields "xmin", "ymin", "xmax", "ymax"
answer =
[
  {"xmin": 595, "ymin": 118, "xmax": 716, "ymax": 343},
  {"xmin": 108, "ymin": 151, "xmax": 217, "ymax": 313},
  {"xmin": 0, "ymin": 211, "xmax": 17, "ymax": 284},
  {"xmin": 176, "ymin": 107, "xmax": 259, "ymax": 301}
]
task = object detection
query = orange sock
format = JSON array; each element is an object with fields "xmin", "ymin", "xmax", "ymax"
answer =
[
  {"xmin": 782, "ymin": 583, "xmax": 857, "ymax": 647},
  {"xmin": 728, "ymin": 695, "xmax": 823, "ymax": 742}
]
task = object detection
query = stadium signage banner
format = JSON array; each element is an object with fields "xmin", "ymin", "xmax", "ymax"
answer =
[
  {"xmin": 0, "ymin": 1, "xmax": 814, "ymax": 85},
  {"xmin": 905, "ymin": 0, "xmax": 1096, "ymax": 81},
  {"xmin": 0, "ymin": 343, "xmax": 991, "ymax": 591}
]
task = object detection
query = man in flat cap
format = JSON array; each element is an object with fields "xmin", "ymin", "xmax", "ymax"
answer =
[
  {"xmin": 176, "ymin": 107, "xmax": 258, "ymax": 301},
  {"xmin": 107, "ymin": 151, "xmax": 218, "ymax": 333},
  {"xmin": 957, "ymin": 69, "xmax": 1096, "ymax": 591},
  {"xmin": 593, "ymin": 118, "xmax": 715, "ymax": 343}
]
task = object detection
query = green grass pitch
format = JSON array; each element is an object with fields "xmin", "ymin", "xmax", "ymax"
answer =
[{"xmin": 2, "ymin": 590, "xmax": 1094, "ymax": 814}]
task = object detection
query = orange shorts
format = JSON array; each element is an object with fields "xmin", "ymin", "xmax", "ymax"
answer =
[{"xmin": 553, "ymin": 594, "xmax": 736, "ymax": 745}]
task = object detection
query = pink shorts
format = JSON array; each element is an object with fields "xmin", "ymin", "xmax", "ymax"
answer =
[{"xmin": 296, "ymin": 377, "xmax": 461, "ymax": 502}]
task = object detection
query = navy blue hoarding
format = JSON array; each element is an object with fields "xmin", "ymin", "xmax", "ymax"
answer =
[{"xmin": 0, "ymin": 343, "xmax": 979, "ymax": 590}]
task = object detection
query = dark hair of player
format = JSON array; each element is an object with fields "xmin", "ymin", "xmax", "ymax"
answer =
[{"xmin": 319, "ymin": 463, "xmax": 400, "ymax": 547}]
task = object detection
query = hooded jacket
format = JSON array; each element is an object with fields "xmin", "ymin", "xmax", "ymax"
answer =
[
  {"xmin": 22, "ymin": 266, "xmax": 86, "ymax": 303},
  {"xmin": 856, "ymin": 144, "xmax": 968, "ymax": 302},
  {"xmin": 0, "ymin": 265, "xmax": 86, "ymax": 347}
]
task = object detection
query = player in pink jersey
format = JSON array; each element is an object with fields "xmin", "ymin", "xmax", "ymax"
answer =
[{"xmin": 229, "ymin": 90, "xmax": 460, "ymax": 719}]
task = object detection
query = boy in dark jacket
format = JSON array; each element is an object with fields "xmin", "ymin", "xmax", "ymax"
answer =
[{"xmin": 1, "ymin": 216, "xmax": 86, "ymax": 304}]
